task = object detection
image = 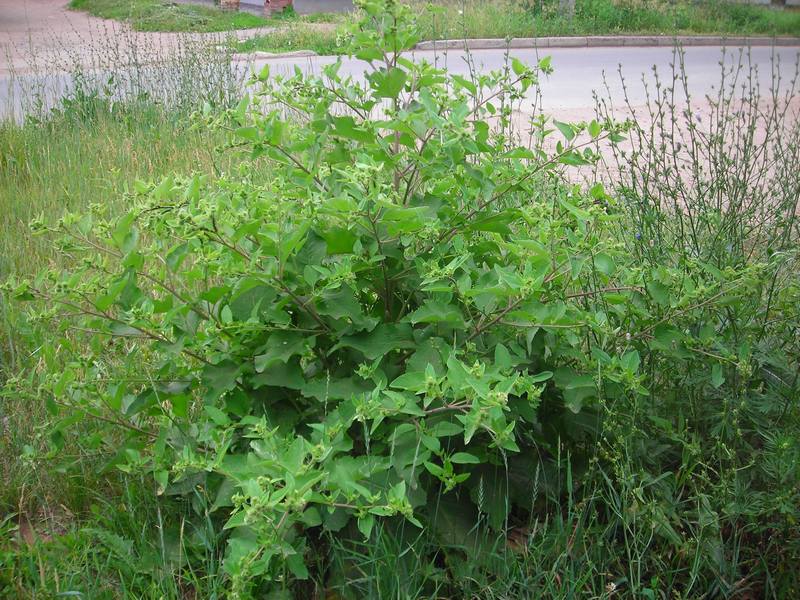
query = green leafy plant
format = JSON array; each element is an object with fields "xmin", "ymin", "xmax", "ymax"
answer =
[{"xmin": 5, "ymin": 1, "xmax": 799, "ymax": 597}]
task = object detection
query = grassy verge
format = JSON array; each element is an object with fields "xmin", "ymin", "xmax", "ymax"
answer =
[
  {"xmin": 416, "ymin": 0, "xmax": 800, "ymax": 39},
  {"xmin": 239, "ymin": 0, "xmax": 800, "ymax": 56},
  {"xmin": 0, "ymin": 99, "xmax": 256, "ymax": 598},
  {"xmin": 236, "ymin": 22, "xmax": 343, "ymax": 54},
  {"xmin": 69, "ymin": 0, "xmax": 800, "ymax": 55},
  {"xmin": 68, "ymin": 0, "xmax": 272, "ymax": 32},
  {"xmin": 0, "ymin": 99, "xmax": 241, "ymax": 513}
]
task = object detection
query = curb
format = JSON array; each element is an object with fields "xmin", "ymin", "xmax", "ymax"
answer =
[
  {"xmin": 233, "ymin": 49, "xmax": 319, "ymax": 61},
  {"xmin": 414, "ymin": 35, "xmax": 800, "ymax": 51},
  {"xmin": 233, "ymin": 35, "xmax": 800, "ymax": 61}
]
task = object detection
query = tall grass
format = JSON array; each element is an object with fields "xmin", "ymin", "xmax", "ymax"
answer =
[
  {"xmin": 0, "ymin": 24, "xmax": 250, "ymax": 517},
  {"xmin": 0, "ymin": 101, "xmax": 243, "ymax": 515},
  {"xmin": 592, "ymin": 46, "xmax": 800, "ymax": 599},
  {"xmin": 415, "ymin": 0, "xmax": 800, "ymax": 39}
]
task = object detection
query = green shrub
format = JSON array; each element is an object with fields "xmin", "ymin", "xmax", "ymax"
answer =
[
  {"xmin": 7, "ymin": 0, "xmax": 626, "ymax": 591},
  {"xmin": 5, "ymin": 1, "xmax": 799, "ymax": 597}
]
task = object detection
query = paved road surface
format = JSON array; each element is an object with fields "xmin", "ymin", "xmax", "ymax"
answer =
[
  {"xmin": 2, "ymin": 1, "xmax": 797, "ymax": 120},
  {"xmin": 2, "ymin": 42, "xmax": 799, "ymax": 120},
  {"xmin": 253, "ymin": 45, "xmax": 800, "ymax": 113}
]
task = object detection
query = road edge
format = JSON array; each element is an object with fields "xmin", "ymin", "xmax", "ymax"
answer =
[
  {"xmin": 235, "ymin": 35, "xmax": 800, "ymax": 61},
  {"xmin": 414, "ymin": 35, "xmax": 800, "ymax": 51}
]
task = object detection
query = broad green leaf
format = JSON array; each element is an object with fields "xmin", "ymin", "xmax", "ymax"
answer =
[
  {"xmin": 286, "ymin": 553, "xmax": 309, "ymax": 579},
  {"xmin": 205, "ymin": 405, "xmax": 231, "ymax": 427},
  {"xmin": 357, "ymin": 514, "xmax": 375, "ymax": 539},
  {"xmin": 404, "ymin": 300, "xmax": 464, "ymax": 326},
  {"xmin": 235, "ymin": 127, "xmax": 260, "ymax": 142},
  {"xmin": 558, "ymin": 198, "xmax": 590, "ymax": 221},
  {"xmin": 528, "ymin": 371, "xmax": 553, "ymax": 383},
  {"xmin": 647, "ymin": 280, "xmax": 671, "ymax": 306},
  {"xmin": 331, "ymin": 116, "xmax": 374, "ymax": 143},
  {"xmin": 331, "ymin": 324, "xmax": 416, "ymax": 360},
  {"xmin": 202, "ymin": 361, "xmax": 240, "ymax": 401},
  {"xmin": 594, "ymin": 253, "xmax": 616, "ymax": 276},
  {"xmin": 372, "ymin": 67, "xmax": 407, "ymax": 98},
  {"xmin": 554, "ymin": 368, "xmax": 596, "ymax": 413},
  {"xmin": 254, "ymin": 331, "xmax": 310, "ymax": 373},
  {"xmin": 251, "ymin": 361, "xmax": 305, "ymax": 390},
  {"xmin": 553, "ymin": 120, "xmax": 576, "ymax": 141},
  {"xmin": 711, "ymin": 364, "xmax": 725, "ymax": 388},
  {"xmin": 302, "ymin": 377, "xmax": 373, "ymax": 401},
  {"xmin": 621, "ymin": 350, "xmax": 641, "ymax": 374},
  {"xmin": 467, "ymin": 209, "xmax": 522, "ymax": 234},
  {"xmin": 501, "ymin": 147, "xmax": 536, "ymax": 160},
  {"xmin": 451, "ymin": 452, "xmax": 480, "ymax": 464}
]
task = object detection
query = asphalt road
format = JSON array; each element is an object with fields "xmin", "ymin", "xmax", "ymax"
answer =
[
  {"xmin": 2, "ymin": 45, "xmax": 799, "ymax": 120},
  {"xmin": 256, "ymin": 45, "xmax": 800, "ymax": 112}
]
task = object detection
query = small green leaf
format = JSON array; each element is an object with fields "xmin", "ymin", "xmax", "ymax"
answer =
[
  {"xmin": 451, "ymin": 452, "xmax": 480, "ymax": 464},
  {"xmin": 647, "ymin": 280, "xmax": 671, "ymax": 306},
  {"xmin": 223, "ymin": 510, "xmax": 246, "ymax": 530},
  {"xmin": 331, "ymin": 116, "xmax": 374, "ymax": 143},
  {"xmin": 553, "ymin": 120, "xmax": 576, "ymax": 141},
  {"xmin": 357, "ymin": 514, "xmax": 375, "ymax": 539},
  {"xmin": 405, "ymin": 300, "xmax": 464, "ymax": 326},
  {"xmin": 529, "ymin": 371, "xmax": 553, "ymax": 383},
  {"xmin": 424, "ymin": 461, "xmax": 444, "ymax": 476},
  {"xmin": 538, "ymin": 56, "xmax": 552, "ymax": 71},
  {"xmin": 621, "ymin": 350, "xmax": 641, "ymax": 374},
  {"xmin": 204, "ymin": 405, "xmax": 230, "ymax": 427},
  {"xmin": 372, "ymin": 67, "xmax": 407, "ymax": 99},
  {"xmin": 452, "ymin": 74, "xmax": 477, "ymax": 94},
  {"xmin": 235, "ymin": 127, "xmax": 260, "ymax": 142},
  {"xmin": 711, "ymin": 364, "xmax": 725, "ymax": 389}
]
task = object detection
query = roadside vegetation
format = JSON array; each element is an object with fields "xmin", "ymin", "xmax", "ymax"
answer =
[
  {"xmin": 68, "ymin": 0, "xmax": 271, "ymax": 32},
  {"xmin": 2, "ymin": 1, "xmax": 800, "ymax": 598},
  {"xmin": 69, "ymin": 0, "xmax": 800, "ymax": 56},
  {"xmin": 418, "ymin": 0, "xmax": 800, "ymax": 38},
  {"xmin": 240, "ymin": 0, "xmax": 800, "ymax": 56}
]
